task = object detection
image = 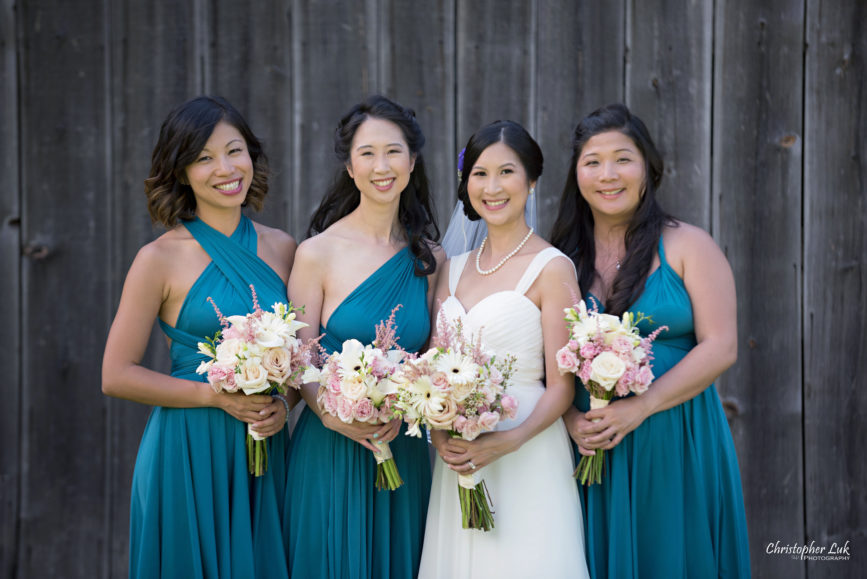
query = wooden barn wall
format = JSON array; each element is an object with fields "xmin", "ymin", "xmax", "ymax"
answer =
[{"xmin": 2, "ymin": 0, "xmax": 865, "ymax": 576}]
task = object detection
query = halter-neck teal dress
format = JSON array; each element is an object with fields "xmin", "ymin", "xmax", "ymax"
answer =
[
  {"xmin": 574, "ymin": 237, "xmax": 750, "ymax": 578},
  {"xmin": 284, "ymin": 247, "xmax": 432, "ymax": 579},
  {"xmin": 129, "ymin": 215, "xmax": 290, "ymax": 579}
]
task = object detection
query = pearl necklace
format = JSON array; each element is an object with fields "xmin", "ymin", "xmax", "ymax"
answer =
[{"xmin": 475, "ymin": 228, "xmax": 534, "ymax": 275}]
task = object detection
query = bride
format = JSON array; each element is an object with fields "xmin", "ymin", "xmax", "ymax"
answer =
[{"xmin": 419, "ymin": 120, "xmax": 589, "ymax": 578}]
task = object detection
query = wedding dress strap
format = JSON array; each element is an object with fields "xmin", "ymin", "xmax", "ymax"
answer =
[
  {"xmin": 448, "ymin": 251, "xmax": 471, "ymax": 296},
  {"xmin": 514, "ymin": 247, "xmax": 574, "ymax": 296}
]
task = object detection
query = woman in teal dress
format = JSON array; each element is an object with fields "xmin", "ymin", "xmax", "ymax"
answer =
[
  {"xmin": 284, "ymin": 95, "xmax": 442, "ymax": 579},
  {"xmin": 102, "ymin": 96, "xmax": 296, "ymax": 578},
  {"xmin": 551, "ymin": 103, "xmax": 751, "ymax": 578}
]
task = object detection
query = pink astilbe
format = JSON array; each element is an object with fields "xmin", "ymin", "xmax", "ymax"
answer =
[{"xmin": 373, "ymin": 304, "xmax": 402, "ymax": 351}]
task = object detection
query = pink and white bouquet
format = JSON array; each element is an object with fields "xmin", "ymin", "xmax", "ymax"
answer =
[
  {"xmin": 303, "ymin": 308, "xmax": 407, "ymax": 490},
  {"xmin": 196, "ymin": 285, "xmax": 313, "ymax": 476},
  {"xmin": 556, "ymin": 299, "xmax": 667, "ymax": 485},
  {"xmin": 394, "ymin": 312, "xmax": 516, "ymax": 531}
]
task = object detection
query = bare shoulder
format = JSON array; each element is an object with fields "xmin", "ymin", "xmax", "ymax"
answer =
[
  {"xmin": 252, "ymin": 220, "xmax": 296, "ymax": 252},
  {"xmin": 293, "ymin": 232, "xmax": 334, "ymax": 273},
  {"xmin": 663, "ymin": 220, "xmax": 730, "ymax": 280}
]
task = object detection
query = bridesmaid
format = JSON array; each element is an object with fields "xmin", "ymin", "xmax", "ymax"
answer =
[
  {"xmin": 551, "ymin": 103, "xmax": 750, "ymax": 577},
  {"xmin": 283, "ymin": 95, "xmax": 442, "ymax": 579},
  {"xmin": 102, "ymin": 96, "xmax": 295, "ymax": 578}
]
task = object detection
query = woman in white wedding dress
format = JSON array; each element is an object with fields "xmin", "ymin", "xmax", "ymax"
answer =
[{"xmin": 419, "ymin": 121, "xmax": 589, "ymax": 579}]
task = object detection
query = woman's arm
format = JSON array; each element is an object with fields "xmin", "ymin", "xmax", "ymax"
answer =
[
  {"xmin": 287, "ymin": 238, "xmax": 395, "ymax": 452},
  {"xmin": 101, "ymin": 242, "xmax": 274, "ymax": 426},
  {"xmin": 581, "ymin": 224, "xmax": 738, "ymax": 450},
  {"xmin": 440, "ymin": 256, "xmax": 578, "ymax": 472}
]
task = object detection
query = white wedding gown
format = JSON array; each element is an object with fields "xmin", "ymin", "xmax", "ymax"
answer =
[{"xmin": 418, "ymin": 248, "xmax": 590, "ymax": 579}]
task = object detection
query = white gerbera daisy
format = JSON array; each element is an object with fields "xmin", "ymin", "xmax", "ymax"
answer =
[{"xmin": 436, "ymin": 350, "xmax": 478, "ymax": 386}]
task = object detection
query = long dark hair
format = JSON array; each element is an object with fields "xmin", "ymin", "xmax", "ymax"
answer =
[
  {"xmin": 307, "ymin": 95, "xmax": 440, "ymax": 276},
  {"xmin": 456, "ymin": 120, "xmax": 543, "ymax": 220},
  {"xmin": 145, "ymin": 95, "xmax": 269, "ymax": 228},
  {"xmin": 550, "ymin": 103, "xmax": 676, "ymax": 316}
]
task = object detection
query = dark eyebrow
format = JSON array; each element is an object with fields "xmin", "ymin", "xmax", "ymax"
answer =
[{"xmin": 355, "ymin": 142, "xmax": 405, "ymax": 151}]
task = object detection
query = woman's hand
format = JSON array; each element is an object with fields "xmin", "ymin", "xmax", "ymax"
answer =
[
  {"xmin": 580, "ymin": 396, "xmax": 651, "ymax": 450},
  {"xmin": 215, "ymin": 392, "xmax": 275, "ymax": 424},
  {"xmin": 434, "ymin": 430, "xmax": 520, "ymax": 474},
  {"xmin": 564, "ymin": 407, "xmax": 598, "ymax": 457},
  {"xmin": 321, "ymin": 414, "xmax": 401, "ymax": 452},
  {"xmin": 248, "ymin": 396, "xmax": 288, "ymax": 439}
]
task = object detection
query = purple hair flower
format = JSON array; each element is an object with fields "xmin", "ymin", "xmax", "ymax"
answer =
[{"xmin": 457, "ymin": 147, "xmax": 466, "ymax": 181}]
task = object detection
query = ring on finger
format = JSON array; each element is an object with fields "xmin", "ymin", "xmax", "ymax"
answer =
[{"xmin": 468, "ymin": 461, "xmax": 476, "ymax": 470}]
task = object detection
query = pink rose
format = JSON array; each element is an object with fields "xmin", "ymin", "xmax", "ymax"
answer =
[
  {"xmin": 616, "ymin": 367, "xmax": 636, "ymax": 397},
  {"xmin": 354, "ymin": 397, "xmax": 376, "ymax": 422},
  {"xmin": 336, "ymin": 396, "xmax": 355, "ymax": 423},
  {"xmin": 500, "ymin": 395, "xmax": 518, "ymax": 420},
  {"xmin": 556, "ymin": 346, "xmax": 580, "ymax": 374},
  {"xmin": 633, "ymin": 365, "xmax": 654, "ymax": 394},
  {"xmin": 578, "ymin": 362, "xmax": 592, "ymax": 384},
  {"xmin": 262, "ymin": 346, "xmax": 293, "ymax": 384},
  {"xmin": 461, "ymin": 418, "xmax": 482, "ymax": 441},
  {"xmin": 478, "ymin": 411, "xmax": 500, "ymax": 432},
  {"xmin": 207, "ymin": 363, "xmax": 238, "ymax": 393},
  {"xmin": 324, "ymin": 391, "xmax": 338, "ymax": 415},
  {"xmin": 453, "ymin": 415, "xmax": 468, "ymax": 433},
  {"xmin": 431, "ymin": 371, "xmax": 451, "ymax": 392},
  {"xmin": 427, "ymin": 397, "xmax": 458, "ymax": 430},
  {"xmin": 611, "ymin": 335, "xmax": 634, "ymax": 355},
  {"xmin": 579, "ymin": 342, "xmax": 599, "ymax": 360},
  {"xmin": 327, "ymin": 372, "xmax": 343, "ymax": 395}
]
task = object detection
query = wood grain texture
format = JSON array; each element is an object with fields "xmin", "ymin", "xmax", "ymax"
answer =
[
  {"xmin": 456, "ymin": 0, "xmax": 535, "ymax": 143},
  {"xmin": 17, "ymin": 0, "xmax": 110, "ymax": 575},
  {"xmin": 627, "ymin": 0, "xmax": 713, "ymax": 230},
  {"xmin": 0, "ymin": 0, "xmax": 20, "ymax": 575},
  {"xmin": 207, "ymin": 0, "xmax": 294, "ymax": 232},
  {"xmin": 712, "ymin": 1, "xmax": 806, "ymax": 576},
  {"xmin": 535, "ymin": 0, "xmax": 625, "ymax": 238},
  {"xmin": 289, "ymin": 0, "xmax": 378, "ymax": 238},
  {"xmin": 382, "ymin": 0, "xmax": 456, "ymax": 233},
  {"xmin": 804, "ymin": 0, "xmax": 867, "ymax": 575},
  {"xmin": 105, "ymin": 1, "xmax": 200, "ymax": 575}
]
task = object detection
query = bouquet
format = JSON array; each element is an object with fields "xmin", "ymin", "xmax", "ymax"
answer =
[
  {"xmin": 395, "ymin": 312, "xmax": 516, "ymax": 531},
  {"xmin": 556, "ymin": 299, "xmax": 667, "ymax": 485},
  {"xmin": 304, "ymin": 307, "xmax": 407, "ymax": 490},
  {"xmin": 197, "ymin": 285, "xmax": 312, "ymax": 476}
]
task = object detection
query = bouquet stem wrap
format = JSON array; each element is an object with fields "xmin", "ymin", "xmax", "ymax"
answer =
[
  {"xmin": 247, "ymin": 424, "xmax": 269, "ymax": 476},
  {"xmin": 574, "ymin": 395, "xmax": 611, "ymax": 484},
  {"xmin": 456, "ymin": 467, "xmax": 494, "ymax": 531},
  {"xmin": 373, "ymin": 441, "xmax": 403, "ymax": 491}
]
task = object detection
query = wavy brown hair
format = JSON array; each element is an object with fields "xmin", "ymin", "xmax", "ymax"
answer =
[
  {"xmin": 550, "ymin": 103, "xmax": 676, "ymax": 316},
  {"xmin": 144, "ymin": 96, "xmax": 269, "ymax": 228}
]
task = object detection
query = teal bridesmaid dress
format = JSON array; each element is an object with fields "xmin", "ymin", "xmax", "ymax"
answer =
[
  {"xmin": 284, "ymin": 247, "xmax": 432, "ymax": 579},
  {"xmin": 129, "ymin": 216, "xmax": 290, "ymax": 579},
  {"xmin": 574, "ymin": 237, "xmax": 751, "ymax": 578}
]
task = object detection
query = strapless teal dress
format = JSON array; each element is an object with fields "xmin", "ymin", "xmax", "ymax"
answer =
[
  {"xmin": 575, "ymin": 237, "xmax": 750, "ymax": 578},
  {"xmin": 284, "ymin": 247, "xmax": 432, "ymax": 579},
  {"xmin": 129, "ymin": 216, "xmax": 289, "ymax": 578}
]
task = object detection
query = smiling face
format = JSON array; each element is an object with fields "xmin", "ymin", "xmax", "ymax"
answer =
[
  {"xmin": 466, "ymin": 141, "xmax": 534, "ymax": 228},
  {"xmin": 576, "ymin": 130, "xmax": 646, "ymax": 222},
  {"xmin": 346, "ymin": 117, "xmax": 415, "ymax": 206},
  {"xmin": 184, "ymin": 120, "xmax": 254, "ymax": 214}
]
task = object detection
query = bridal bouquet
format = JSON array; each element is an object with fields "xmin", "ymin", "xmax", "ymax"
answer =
[
  {"xmin": 556, "ymin": 299, "xmax": 667, "ymax": 484},
  {"xmin": 304, "ymin": 307, "xmax": 408, "ymax": 490},
  {"xmin": 394, "ymin": 312, "xmax": 517, "ymax": 531},
  {"xmin": 197, "ymin": 285, "xmax": 313, "ymax": 476}
]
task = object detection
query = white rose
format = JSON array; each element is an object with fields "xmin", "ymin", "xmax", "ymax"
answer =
[
  {"xmin": 262, "ymin": 346, "xmax": 292, "ymax": 383},
  {"xmin": 216, "ymin": 338, "xmax": 245, "ymax": 366},
  {"xmin": 235, "ymin": 357, "xmax": 270, "ymax": 394},
  {"xmin": 340, "ymin": 376, "xmax": 368, "ymax": 401},
  {"xmin": 589, "ymin": 351, "xmax": 626, "ymax": 391}
]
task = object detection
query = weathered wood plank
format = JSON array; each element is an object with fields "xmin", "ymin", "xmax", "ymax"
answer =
[
  {"xmin": 381, "ymin": 0, "xmax": 456, "ymax": 237},
  {"xmin": 536, "ymin": 0, "xmax": 625, "ymax": 238},
  {"xmin": 627, "ymin": 0, "xmax": 713, "ymax": 230},
  {"xmin": 207, "ymin": 0, "xmax": 294, "ymax": 232},
  {"xmin": 17, "ymin": 0, "xmax": 110, "ymax": 575},
  {"xmin": 105, "ymin": 1, "xmax": 200, "ymax": 575},
  {"xmin": 0, "ymin": 0, "xmax": 20, "ymax": 575},
  {"xmin": 289, "ymin": 0, "xmax": 378, "ymax": 239},
  {"xmin": 804, "ymin": 0, "xmax": 867, "ymax": 575},
  {"xmin": 712, "ymin": 1, "xmax": 806, "ymax": 576},
  {"xmin": 456, "ymin": 0, "xmax": 535, "ymax": 146}
]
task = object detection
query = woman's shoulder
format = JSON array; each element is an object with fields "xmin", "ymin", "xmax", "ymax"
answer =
[
  {"xmin": 662, "ymin": 221, "xmax": 724, "ymax": 272},
  {"xmin": 251, "ymin": 220, "xmax": 297, "ymax": 255}
]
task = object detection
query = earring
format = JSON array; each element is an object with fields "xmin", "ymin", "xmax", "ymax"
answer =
[{"xmin": 529, "ymin": 186, "xmax": 535, "ymax": 196}]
